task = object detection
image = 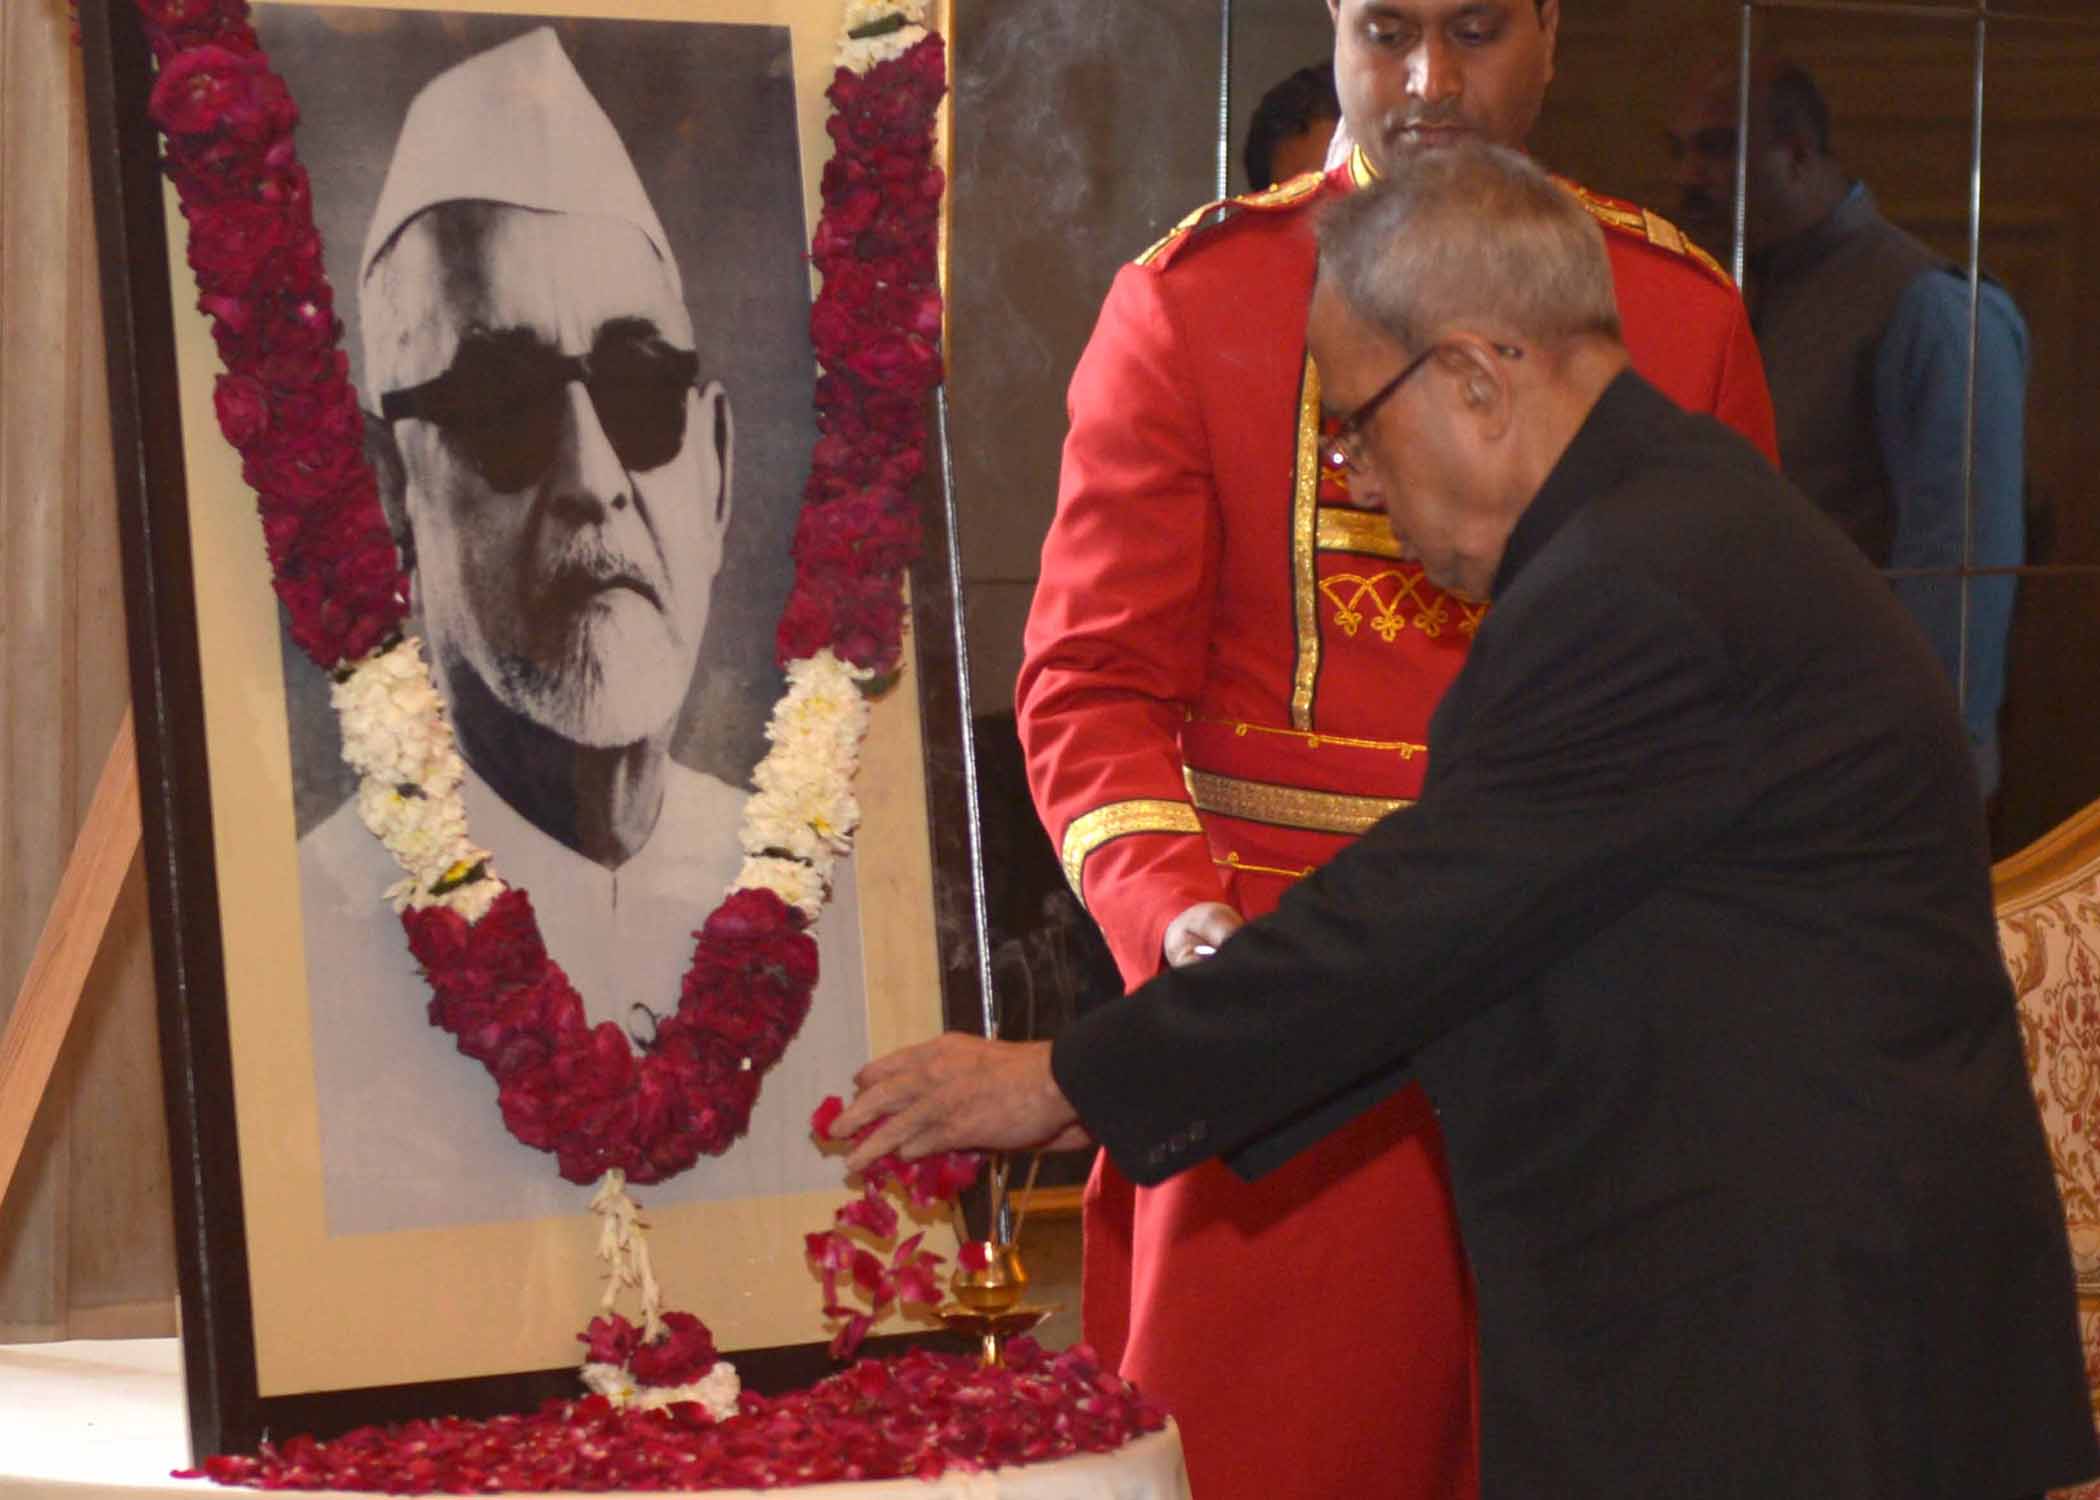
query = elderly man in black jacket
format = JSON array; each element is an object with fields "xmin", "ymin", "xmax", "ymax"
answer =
[{"xmin": 836, "ymin": 143, "xmax": 2095, "ymax": 1500}]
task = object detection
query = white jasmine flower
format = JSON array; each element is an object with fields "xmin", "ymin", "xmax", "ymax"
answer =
[
  {"xmin": 579, "ymin": 1359, "xmax": 741, "ymax": 1423},
  {"xmin": 733, "ymin": 855, "xmax": 829, "ymax": 920},
  {"xmin": 580, "ymin": 1362, "xmax": 638, "ymax": 1406},
  {"xmin": 837, "ymin": 0, "xmax": 930, "ymax": 70},
  {"xmin": 333, "ymin": 638, "xmax": 460, "ymax": 790},
  {"xmin": 741, "ymin": 652, "xmax": 870, "ymax": 863}
]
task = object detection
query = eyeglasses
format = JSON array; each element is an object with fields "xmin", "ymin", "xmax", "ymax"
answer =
[
  {"xmin": 1323, "ymin": 341, "xmax": 1524, "ymax": 473},
  {"xmin": 380, "ymin": 322, "xmax": 701, "ymax": 493}
]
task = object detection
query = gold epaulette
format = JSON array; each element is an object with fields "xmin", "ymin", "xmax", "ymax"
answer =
[
  {"xmin": 1135, "ymin": 169, "xmax": 1328, "ymax": 270},
  {"xmin": 1557, "ymin": 179, "xmax": 1736, "ymax": 290}
]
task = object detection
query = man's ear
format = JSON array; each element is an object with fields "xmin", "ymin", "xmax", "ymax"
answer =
[
  {"xmin": 364, "ymin": 408, "xmax": 414, "ymax": 573},
  {"xmin": 1439, "ymin": 338, "xmax": 1516, "ymax": 440},
  {"xmin": 697, "ymin": 380, "xmax": 733, "ymax": 529}
]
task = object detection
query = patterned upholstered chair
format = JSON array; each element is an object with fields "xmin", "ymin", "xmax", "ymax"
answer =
[{"xmin": 1995, "ymin": 794, "xmax": 2100, "ymax": 1500}]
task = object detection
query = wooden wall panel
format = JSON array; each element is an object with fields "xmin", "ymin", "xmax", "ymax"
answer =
[
  {"xmin": 948, "ymin": 0, "xmax": 1226, "ymax": 710},
  {"xmin": 0, "ymin": 0, "xmax": 175, "ymax": 1341}
]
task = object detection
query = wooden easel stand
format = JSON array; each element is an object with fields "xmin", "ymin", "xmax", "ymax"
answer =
[{"xmin": 0, "ymin": 710, "xmax": 142, "ymax": 1210}]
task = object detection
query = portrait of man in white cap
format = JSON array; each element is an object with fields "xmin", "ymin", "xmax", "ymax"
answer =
[
  {"xmin": 261, "ymin": 10, "xmax": 866, "ymax": 1235},
  {"xmin": 355, "ymin": 26, "xmax": 740, "ymax": 872}
]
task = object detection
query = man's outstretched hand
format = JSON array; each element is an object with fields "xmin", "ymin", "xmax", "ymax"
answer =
[{"xmin": 830, "ymin": 1034, "xmax": 1094, "ymax": 1173}]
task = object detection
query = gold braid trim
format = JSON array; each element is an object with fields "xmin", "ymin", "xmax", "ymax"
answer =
[
  {"xmin": 1318, "ymin": 506, "xmax": 1402, "ymax": 558},
  {"xmin": 1556, "ymin": 178, "xmax": 1738, "ymax": 290},
  {"xmin": 1197, "ymin": 717, "xmax": 1428, "ymax": 757},
  {"xmin": 1059, "ymin": 799, "xmax": 1205, "ymax": 908},
  {"xmin": 1135, "ymin": 200, "xmax": 1220, "ymax": 268},
  {"xmin": 1135, "ymin": 172, "xmax": 1328, "ymax": 268},
  {"xmin": 1217, "ymin": 852, "xmax": 1317, "ymax": 882},
  {"xmin": 1291, "ymin": 357, "xmax": 1325, "ymax": 729},
  {"xmin": 1185, "ymin": 768, "xmax": 1412, "ymax": 836}
]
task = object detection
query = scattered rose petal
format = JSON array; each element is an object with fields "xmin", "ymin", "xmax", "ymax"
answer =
[{"xmin": 183, "ymin": 1344, "xmax": 1163, "ymax": 1492}]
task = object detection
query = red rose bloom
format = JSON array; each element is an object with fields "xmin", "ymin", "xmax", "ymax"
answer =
[
  {"xmin": 148, "ymin": 45, "xmax": 291, "ymax": 141},
  {"xmin": 212, "ymin": 373, "xmax": 268, "ymax": 447},
  {"xmin": 628, "ymin": 1311, "xmax": 720, "ymax": 1387},
  {"xmin": 578, "ymin": 1313, "xmax": 640, "ymax": 1368},
  {"xmin": 830, "ymin": 576, "xmax": 909, "ymax": 673},
  {"xmin": 773, "ymin": 584, "xmax": 834, "ymax": 666},
  {"xmin": 136, "ymin": 0, "xmax": 223, "ymax": 29},
  {"xmin": 182, "ymin": 199, "xmax": 304, "ymax": 296}
]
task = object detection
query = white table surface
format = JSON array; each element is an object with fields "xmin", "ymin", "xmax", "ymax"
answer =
[{"xmin": 0, "ymin": 1339, "xmax": 1190, "ymax": 1499}]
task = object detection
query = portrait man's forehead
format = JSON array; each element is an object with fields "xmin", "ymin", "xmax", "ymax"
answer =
[
  {"xmin": 366, "ymin": 205, "xmax": 696, "ymax": 396},
  {"xmin": 358, "ymin": 26, "xmax": 677, "ymax": 294},
  {"xmin": 359, "ymin": 27, "xmax": 692, "ymax": 395}
]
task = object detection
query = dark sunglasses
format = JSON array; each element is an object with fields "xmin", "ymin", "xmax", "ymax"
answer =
[{"xmin": 380, "ymin": 322, "xmax": 701, "ymax": 493}]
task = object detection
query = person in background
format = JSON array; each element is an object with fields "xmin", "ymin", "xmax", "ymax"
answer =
[
  {"xmin": 1244, "ymin": 60, "xmax": 1341, "ymax": 190},
  {"xmin": 1671, "ymin": 55, "xmax": 2028, "ymax": 796},
  {"xmin": 1013, "ymin": 2, "xmax": 1778, "ymax": 1496},
  {"xmin": 843, "ymin": 143, "xmax": 2098, "ymax": 1500}
]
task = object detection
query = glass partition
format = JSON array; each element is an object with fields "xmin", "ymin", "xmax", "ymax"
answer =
[
  {"xmin": 1725, "ymin": 0, "xmax": 2100, "ymax": 852},
  {"xmin": 949, "ymin": 0, "xmax": 2100, "ymax": 862}
]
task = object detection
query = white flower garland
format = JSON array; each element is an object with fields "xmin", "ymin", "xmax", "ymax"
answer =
[
  {"xmin": 837, "ymin": 0, "xmax": 931, "ymax": 70},
  {"xmin": 581, "ymin": 1171, "xmax": 744, "ymax": 1420},
  {"xmin": 580, "ymin": 1357, "xmax": 743, "ymax": 1420},
  {"xmin": 333, "ymin": 640, "xmax": 874, "ymax": 928},
  {"xmin": 739, "ymin": 651, "xmax": 872, "ymax": 919},
  {"xmin": 332, "ymin": 637, "xmax": 500, "ymax": 921}
]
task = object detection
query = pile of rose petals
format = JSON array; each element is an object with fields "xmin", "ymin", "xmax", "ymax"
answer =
[{"xmin": 177, "ymin": 1341, "xmax": 1165, "ymax": 1493}]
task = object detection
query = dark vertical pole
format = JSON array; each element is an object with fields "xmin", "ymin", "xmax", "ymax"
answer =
[
  {"xmin": 930, "ymin": 384, "xmax": 1011, "ymax": 1241},
  {"xmin": 1733, "ymin": 3, "xmax": 1753, "ymax": 289},
  {"xmin": 1217, "ymin": 0, "xmax": 1234, "ymax": 200},
  {"xmin": 1957, "ymin": 7, "xmax": 1988, "ymax": 712}
]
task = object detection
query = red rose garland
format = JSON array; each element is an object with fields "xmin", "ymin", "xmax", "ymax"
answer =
[
  {"xmin": 778, "ymin": 40, "xmax": 949, "ymax": 675},
  {"xmin": 129, "ymin": 0, "xmax": 949, "ymax": 1186}
]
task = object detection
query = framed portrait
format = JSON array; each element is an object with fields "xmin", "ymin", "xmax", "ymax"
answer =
[{"xmin": 76, "ymin": 0, "xmax": 963, "ymax": 1458}]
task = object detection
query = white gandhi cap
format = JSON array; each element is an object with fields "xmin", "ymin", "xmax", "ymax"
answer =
[{"xmin": 358, "ymin": 26, "xmax": 677, "ymax": 295}]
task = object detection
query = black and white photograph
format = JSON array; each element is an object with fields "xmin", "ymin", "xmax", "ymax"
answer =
[{"xmin": 256, "ymin": 4, "xmax": 868, "ymax": 1234}]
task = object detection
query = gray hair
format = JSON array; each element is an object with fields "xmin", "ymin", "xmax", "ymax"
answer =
[{"xmin": 1315, "ymin": 143, "xmax": 1622, "ymax": 354}]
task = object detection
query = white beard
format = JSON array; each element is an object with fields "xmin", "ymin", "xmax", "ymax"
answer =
[{"xmin": 495, "ymin": 590, "xmax": 693, "ymax": 748}]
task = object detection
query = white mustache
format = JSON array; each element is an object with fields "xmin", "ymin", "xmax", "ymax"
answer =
[{"xmin": 542, "ymin": 546, "xmax": 664, "ymax": 611}]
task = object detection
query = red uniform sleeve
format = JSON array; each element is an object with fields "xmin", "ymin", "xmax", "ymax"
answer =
[
  {"xmin": 1014, "ymin": 263, "xmax": 1230, "ymax": 989},
  {"xmin": 1712, "ymin": 292, "xmax": 1779, "ymax": 466}
]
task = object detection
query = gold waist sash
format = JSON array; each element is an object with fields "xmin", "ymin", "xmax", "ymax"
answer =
[{"xmin": 1181, "ymin": 766, "xmax": 1408, "ymax": 837}]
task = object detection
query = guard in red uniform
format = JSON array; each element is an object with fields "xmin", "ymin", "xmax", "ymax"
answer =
[{"xmin": 1015, "ymin": 6, "xmax": 1778, "ymax": 1498}]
